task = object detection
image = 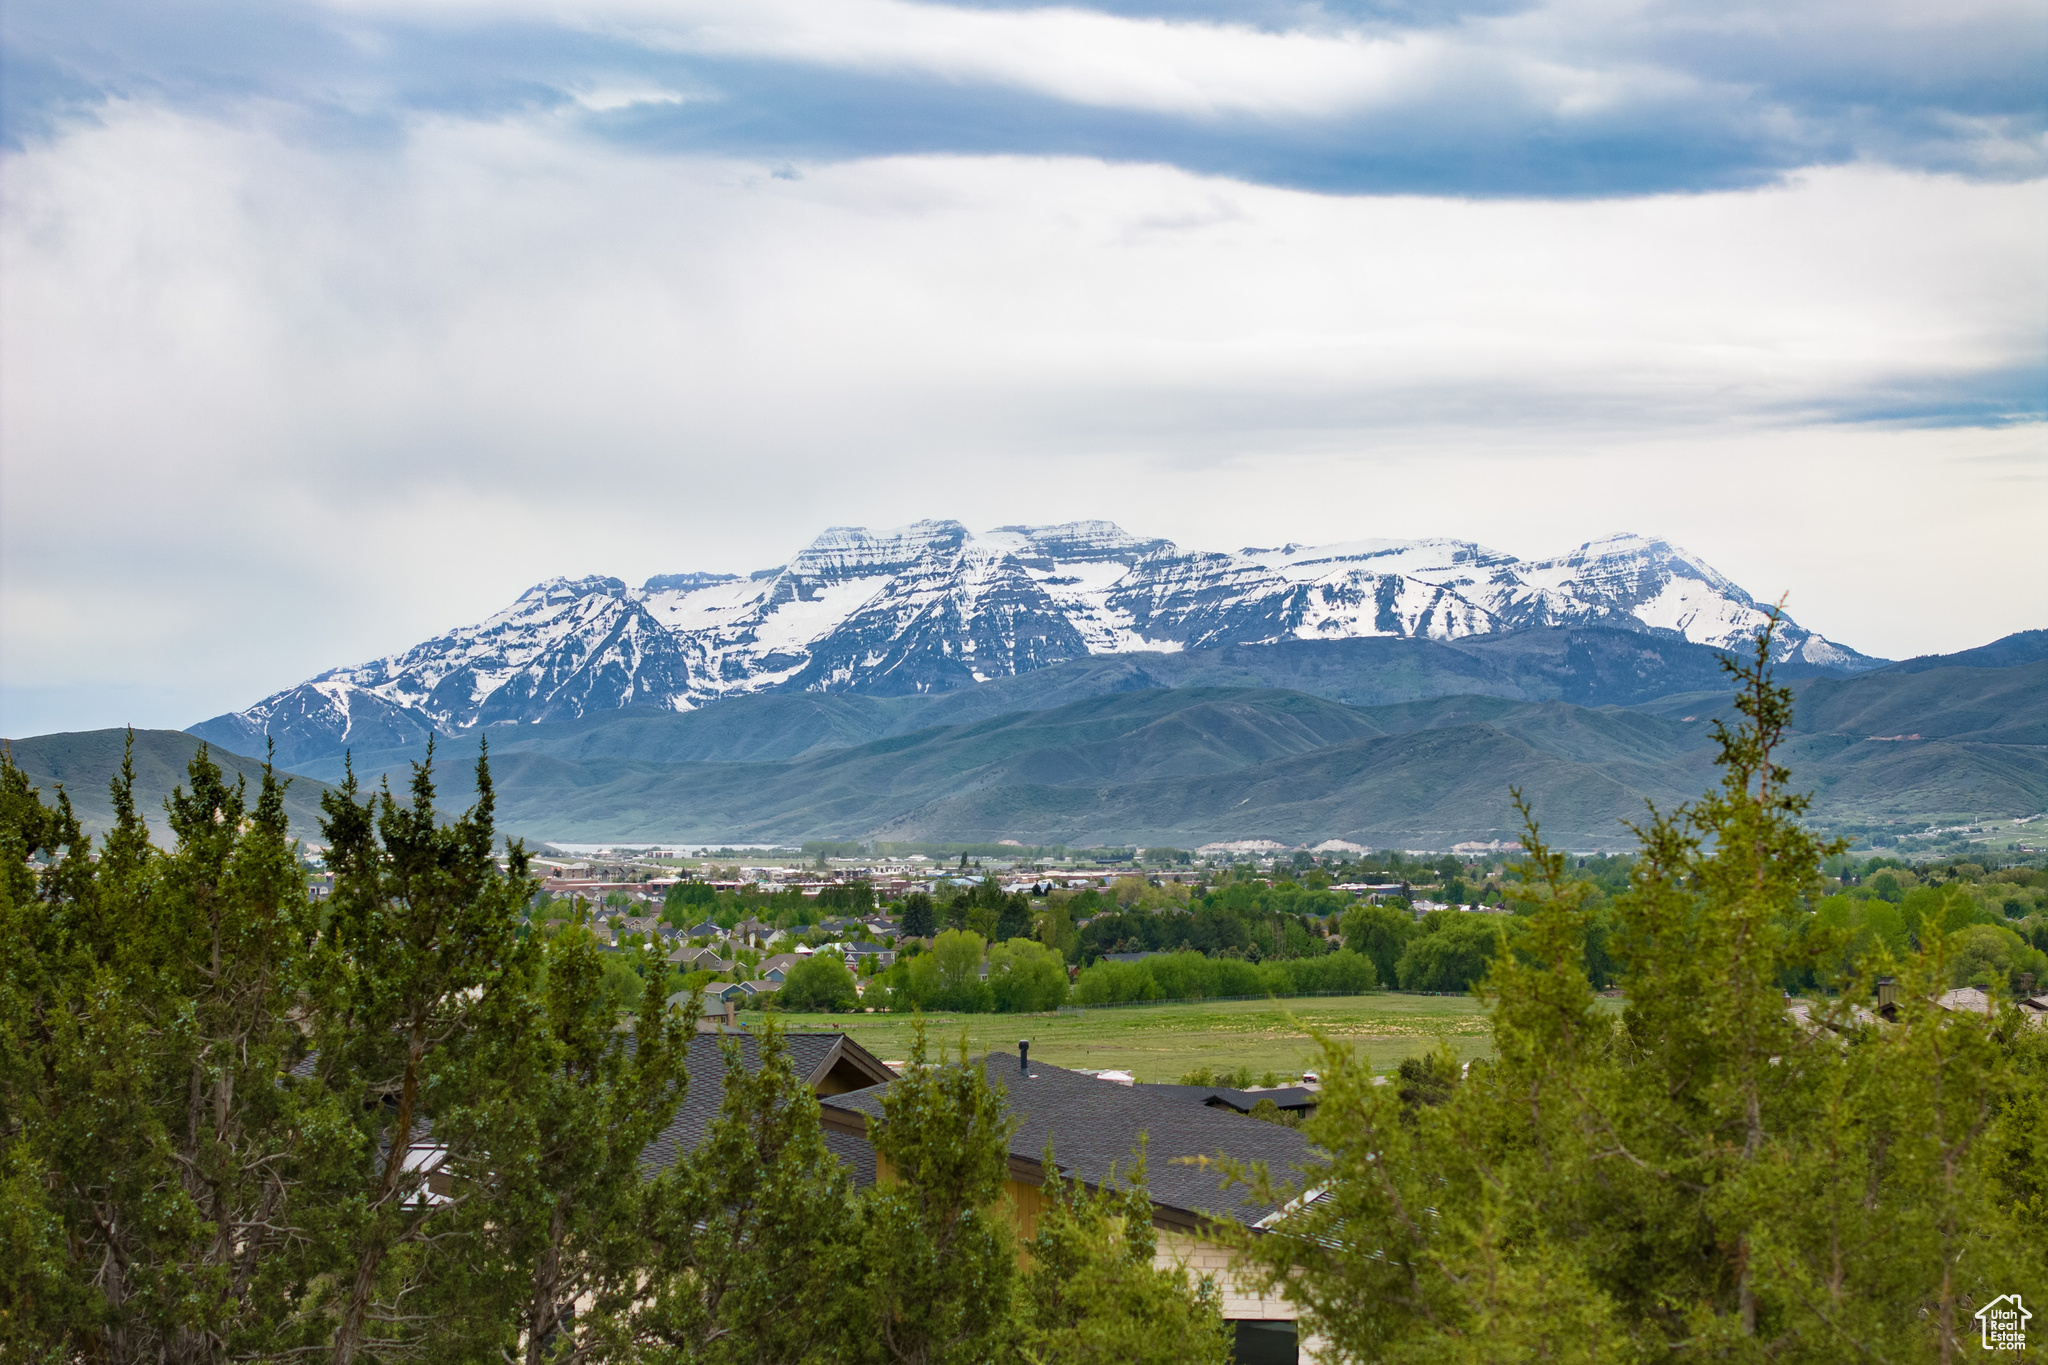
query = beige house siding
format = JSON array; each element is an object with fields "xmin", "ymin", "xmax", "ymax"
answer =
[
  {"xmin": 1155, "ymin": 1229, "xmax": 1290, "ymax": 1320},
  {"xmin": 1156, "ymin": 1230, "xmax": 1329, "ymax": 1361}
]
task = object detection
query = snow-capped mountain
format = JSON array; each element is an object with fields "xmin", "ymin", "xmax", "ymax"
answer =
[{"xmin": 193, "ymin": 521, "xmax": 1875, "ymax": 766}]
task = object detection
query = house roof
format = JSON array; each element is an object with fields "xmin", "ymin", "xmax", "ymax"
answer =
[
  {"xmin": 819, "ymin": 1052, "xmax": 1319, "ymax": 1231},
  {"xmin": 640, "ymin": 1031, "xmax": 897, "ymax": 1177},
  {"xmin": 1139, "ymin": 1083, "xmax": 1320, "ymax": 1116}
]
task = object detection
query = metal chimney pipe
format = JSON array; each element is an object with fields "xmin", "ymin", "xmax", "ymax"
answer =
[{"xmin": 1019, "ymin": 1040, "xmax": 1030, "ymax": 1073}]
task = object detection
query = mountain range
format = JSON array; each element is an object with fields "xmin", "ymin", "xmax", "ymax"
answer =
[
  {"xmin": 8, "ymin": 632, "xmax": 2041, "ymax": 851},
  {"xmin": 231, "ymin": 632, "xmax": 2048, "ymax": 850},
  {"xmin": 192, "ymin": 521, "xmax": 1877, "ymax": 769},
  {"xmin": 13, "ymin": 519, "xmax": 2031, "ymax": 851}
]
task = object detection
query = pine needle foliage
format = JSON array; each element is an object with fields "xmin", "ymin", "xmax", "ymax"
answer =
[
  {"xmin": 622, "ymin": 1013, "xmax": 858, "ymax": 1365},
  {"xmin": 848, "ymin": 1019, "xmax": 1019, "ymax": 1365},
  {"xmin": 1225, "ymin": 614, "xmax": 2048, "ymax": 1364},
  {"xmin": 1015, "ymin": 1141, "xmax": 1230, "ymax": 1365}
]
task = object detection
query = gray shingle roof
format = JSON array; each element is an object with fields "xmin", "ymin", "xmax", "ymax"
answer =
[
  {"xmin": 820, "ymin": 1052, "xmax": 1320, "ymax": 1230},
  {"xmin": 639, "ymin": 1032, "xmax": 895, "ymax": 1177},
  {"xmin": 1139, "ymin": 1084, "xmax": 1320, "ymax": 1116}
]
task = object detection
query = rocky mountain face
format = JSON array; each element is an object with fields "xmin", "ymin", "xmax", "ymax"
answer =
[{"xmin": 191, "ymin": 521, "xmax": 1877, "ymax": 768}]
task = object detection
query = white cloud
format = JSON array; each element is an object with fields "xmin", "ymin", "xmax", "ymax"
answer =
[
  {"xmin": 338, "ymin": 0, "xmax": 1454, "ymax": 119},
  {"xmin": 1, "ymin": 102, "xmax": 2043, "ymax": 734}
]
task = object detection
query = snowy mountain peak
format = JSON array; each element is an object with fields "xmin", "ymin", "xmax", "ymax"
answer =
[
  {"xmin": 196, "ymin": 520, "xmax": 1877, "ymax": 765},
  {"xmin": 986, "ymin": 521, "xmax": 1173, "ymax": 566}
]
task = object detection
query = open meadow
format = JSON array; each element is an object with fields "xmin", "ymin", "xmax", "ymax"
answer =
[{"xmin": 765, "ymin": 991, "xmax": 1497, "ymax": 1081}]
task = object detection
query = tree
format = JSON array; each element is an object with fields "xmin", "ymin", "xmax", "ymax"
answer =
[
  {"xmin": 987, "ymin": 937, "xmax": 1068, "ymax": 1013},
  {"xmin": 439, "ymin": 924, "xmax": 689, "ymax": 1365},
  {"xmin": 1393, "ymin": 912, "xmax": 1512, "ymax": 992},
  {"xmin": 849, "ymin": 1020, "xmax": 1017, "ymax": 1365},
  {"xmin": 1034, "ymin": 900, "xmax": 1077, "ymax": 961},
  {"xmin": 1340, "ymin": 902, "xmax": 1412, "ymax": 987},
  {"xmin": 781, "ymin": 953, "xmax": 859, "ymax": 1012},
  {"xmin": 901, "ymin": 892, "xmax": 937, "ymax": 941},
  {"xmin": 305, "ymin": 742, "xmax": 534, "ymax": 1364},
  {"xmin": 994, "ymin": 893, "xmax": 1032, "ymax": 944},
  {"xmin": 624, "ymin": 1015, "xmax": 857, "ymax": 1363},
  {"xmin": 1016, "ymin": 1142, "xmax": 1230, "ymax": 1365},
  {"xmin": 1226, "ymin": 613, "xmax": 2048, "ymax": 1363},
  {"xmin": 0, "ymin": 738, "xmax": 328, "ymax": 1363}
]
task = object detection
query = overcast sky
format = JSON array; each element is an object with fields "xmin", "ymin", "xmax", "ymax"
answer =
[{"xmin": 2, "ymin": 0, "xmax": 2044, "ymax": 738}]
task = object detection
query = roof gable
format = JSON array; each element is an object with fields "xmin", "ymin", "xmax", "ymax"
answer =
[
  {"xmin": 820, "ymin": 1053, "xmax": 1318, "ymax": 1229},
  {"xmin": 639, "ymin": 1031, "xmax": 895, "ymax": 1176}
]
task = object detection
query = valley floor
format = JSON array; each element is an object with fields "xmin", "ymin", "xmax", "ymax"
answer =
[{"xmin": 766, "ymin": 991, "xmax": 1498, "ymax": 1081}]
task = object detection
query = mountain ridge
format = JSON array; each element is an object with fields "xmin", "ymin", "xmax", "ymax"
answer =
[
  {"xmin": 192, "ymin": 521, "xmax": 1880, "ymax": 768},
  {"xmin": 264, "ymin": 648, "xmax": 2043, "ymax": 849}
]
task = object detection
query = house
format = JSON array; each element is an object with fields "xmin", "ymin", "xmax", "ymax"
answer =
[
  {"xmin": 842, "ymin": 940, "xmax": 895, "ymax": 968},
  {"xmin": 1796, "ymin": 984, "xmax": 2048, "ymax": 1034},
  {"xmin": 610, "ymin": 914, "xmax": 666, "ymax": 943},
  {"xmin": 685, "ymin": 920, "xmax": 723, "ymax": 939},
  {"xmin": 757, "ymin": 952, "xmax": 804, "ymax": 984},
  {"xmin": 667, "ymin": 991, "xmax": 742, "ymax": 1032},
  {"xmin": 820, "ymin": 1049, "xmax": 1323, "ymax": 1363},
  {"xmin": 666, "ymin": 945, "xmax": 731, "ymax": 972}
]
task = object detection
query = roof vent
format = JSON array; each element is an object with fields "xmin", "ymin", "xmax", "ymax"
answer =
[{"xmin": 1019, "ymin": 1040, "xmax": 1030, "ymax": 1074}]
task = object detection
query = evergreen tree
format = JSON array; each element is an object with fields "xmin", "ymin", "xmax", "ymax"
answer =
[
  {"xmin": 441, "ymin": 925, "xmax": 690, "ymax": 1365},
  {"xmin": 303, "ymin": 741, "xmax": 536, "ymax": 1363},
  {"xmin": 849, "ymin": 1020, "xmax": 1017, "ymax": 1365},
  {"xmin": 1228, "ymin": 615, "xmax": 2048, "ymax": 1363},
  {"xmin": 622, "ymin": 1014, "xmax": 858, "ymax": 1364},
  {"xmin": 0, "ymin": 738, "xmax": 333, "ymax": 1363},
  {"xmin": 0, "ymin": 746, "xmax": 104, "ymax": 1355},
  {"xmin": 1015, "ymin": 1142, "xmax": 1230, "ymax": 1365},
  {"xmin": 901, "ymin": 892, "xmax": 937, "ymax": 941}
]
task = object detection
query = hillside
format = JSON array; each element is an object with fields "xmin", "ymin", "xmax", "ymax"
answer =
[
  {"xmin": 18, "ymin": 632, "xmax": 2031, "ymax": 852},
  {"xmin": 279, "ymin": 627, "xmax": 1849, "ymax": 787},
  {"xmin": 320, "ymin": 649, "xmax": 2043, "ymax": 848},
  {"xmin": 2, "ymin": 729, "xmax": 337, "ymax": 843}
]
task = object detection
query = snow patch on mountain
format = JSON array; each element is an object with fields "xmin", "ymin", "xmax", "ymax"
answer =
[{"xmin": 197, "ymin": 521, "xmax": 1875, "ymax": 760}]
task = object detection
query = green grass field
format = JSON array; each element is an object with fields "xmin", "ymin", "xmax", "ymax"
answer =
[{"xmin": 764, "ymin": 992, "xmax": 1494, "ymax": 1082}]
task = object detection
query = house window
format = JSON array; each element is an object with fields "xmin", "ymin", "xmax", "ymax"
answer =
[{"xmin": 1231, "ymin": 1319, "xmax": 1296, "ymax": 1365}]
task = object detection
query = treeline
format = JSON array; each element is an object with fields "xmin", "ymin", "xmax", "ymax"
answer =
[
  {"xmin": 658, "ymin": 877, "xmax": 876, "ymax": 931},
  {"xmin": 1072, "ymin": 948, "xmax": 1378, "ymax": 1004},
  {"xmin": 1337, "ymin": 870, "xmax": 2048, "ymax": 999},
  {"xmin": 0, "ymin": 744, "xmax": 1228, "ymax": 1364},
  {"xmin": 1066, "ymin": 882, "xmax": 1344, "ymax": 965}
]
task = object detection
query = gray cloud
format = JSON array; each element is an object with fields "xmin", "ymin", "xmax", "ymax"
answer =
[{"xmin": 1, "ymin": 0, "xmax": 2043, "ymax": 736}]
